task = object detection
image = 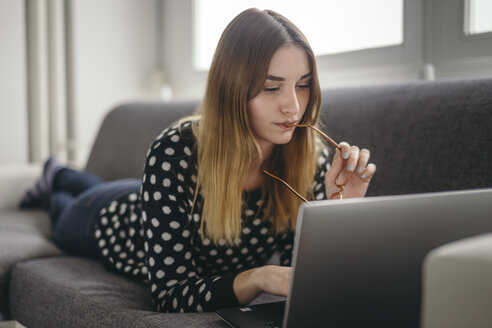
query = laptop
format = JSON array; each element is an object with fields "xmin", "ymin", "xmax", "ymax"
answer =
[{"xmin": 216, "ymin": 188, "xmax": 492, "ymax": 328}]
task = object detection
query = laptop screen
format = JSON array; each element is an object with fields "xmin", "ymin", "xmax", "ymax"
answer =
[{"xmin": 284, "ymin": 188, "xmax": 492, "ymax": 328}]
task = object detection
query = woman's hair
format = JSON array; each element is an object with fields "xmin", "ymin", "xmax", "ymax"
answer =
[{"xmin": 192, "ymin": 8, "xmax": 322, "ymax": 245}]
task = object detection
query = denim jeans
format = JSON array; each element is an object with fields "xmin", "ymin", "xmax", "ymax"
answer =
[{"xmin": 51, "ymin": 169, "xmax": 141, "ymax": 257}]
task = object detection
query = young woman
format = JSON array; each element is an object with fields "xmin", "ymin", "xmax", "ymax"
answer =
[{"xmin": 20, "ymin": 8, "xmax": 375, "ymax": 313}]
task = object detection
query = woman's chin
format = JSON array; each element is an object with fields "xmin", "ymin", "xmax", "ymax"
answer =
[{"xmin": 273, "ymin": 134, "xmax": 294, "ymax": 145}]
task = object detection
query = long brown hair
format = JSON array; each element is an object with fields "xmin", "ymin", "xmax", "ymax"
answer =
[{"xmin": 192, "ymin": 8, "xmax": 322, "ymax": 245}]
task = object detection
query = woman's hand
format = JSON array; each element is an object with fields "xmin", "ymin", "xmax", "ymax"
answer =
[
  {"xmin": 233, "ymin": 265, "xmax": 291, "ymax": 305},
  {"xmin": 325, "ymin": 142, "xmax": 376, "ymax": 199},
  {"xmin": 255, "ymin": 265, "xmax": 291, "ymax": 297}
]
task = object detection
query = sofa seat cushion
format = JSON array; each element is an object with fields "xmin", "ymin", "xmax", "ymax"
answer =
[
  {"xmin": 9, "ymin": 257, "xmax": 283, "ymax": 327},
  {"xmin": 0, "ymin": 210, "xmax": 62, "ymax": 319}
]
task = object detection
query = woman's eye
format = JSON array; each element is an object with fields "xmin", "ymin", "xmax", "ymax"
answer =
[
  {"xmin": 296, "ymin": 84, "xmax": 310, "ymax": 89},
  {"xmin": 264, "ymin": 87, "xmax": 279, "ymax": 93}
]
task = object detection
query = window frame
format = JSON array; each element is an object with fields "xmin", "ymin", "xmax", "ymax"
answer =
[
  {"xmin": 161, "ymin": 0, "xmax": 492, "ymax": 99},
  {"xmin": 430, "ymin": 0, "xmax": 492, "ymax": 79},
  {"xmin": 464, "ymin": 0, "xmax": 492, "ymax": 37}
]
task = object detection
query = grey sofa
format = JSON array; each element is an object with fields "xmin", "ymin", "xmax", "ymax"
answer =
[{"xmin": 1, "ymin": 77, "xmax": 491, "ymax": 327}]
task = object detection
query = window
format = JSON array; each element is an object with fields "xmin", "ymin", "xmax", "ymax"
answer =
[
  {"xmin": 465, "ymin": 0, "xmax": 492, "ymax": 35},
  {"xmin": 193, "ymin": 0, "xmax": 403, "ymax": 71}
]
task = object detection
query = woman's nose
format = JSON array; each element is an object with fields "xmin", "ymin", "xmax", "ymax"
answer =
[{"xmin": 280, "ymin": 87, "xmax": 300, "ymax": 115}]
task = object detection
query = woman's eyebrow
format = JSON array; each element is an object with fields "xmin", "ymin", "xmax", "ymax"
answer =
[
  {"xmin": 266, "ymin": 72, "xmax": 312, "ymax": 81},
  {"xmin": 300, "ymin": 72, "xmax": 313, "ymax": 79},
  {"xmin": 266, "ymin": 75, "xmax": 285, "ymax": 81}
]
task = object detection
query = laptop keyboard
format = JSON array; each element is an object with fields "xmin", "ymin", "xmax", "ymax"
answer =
[{"xmin": 263, "ymin": 320, "xmax": 282, "ymax": 328}]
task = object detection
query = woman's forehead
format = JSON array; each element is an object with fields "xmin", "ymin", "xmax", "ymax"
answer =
[{"xmin": 266, "ymin": 46, "xmax": 311, "ymax": 80}]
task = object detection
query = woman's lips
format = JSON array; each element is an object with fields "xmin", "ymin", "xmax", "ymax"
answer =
[{"xmin": 275, "ymin": 122, "xmax": 296, "ymax": 130}]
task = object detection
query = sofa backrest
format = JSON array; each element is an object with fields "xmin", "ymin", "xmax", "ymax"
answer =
[
  {"xmin": 320, "ymin": 77, "xmax": 492, "ymax": 196},
  {"xmin": 85, "ymin": 100, "xmax": 199, "ymax": 181},
  {"xmin": 85, "ymin": 77, "xmax": 492, "ymax": 196}
]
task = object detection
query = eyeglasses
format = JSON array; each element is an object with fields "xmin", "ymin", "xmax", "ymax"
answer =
[{"xmin": 262, "ymin": 124, "xmax": 353, "ymax": 202}]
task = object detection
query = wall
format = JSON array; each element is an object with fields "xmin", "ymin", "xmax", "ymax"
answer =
[
  {"xmin": 70, "ymin": 0, "xmax": 159, "ymax": 165},
  {"xmin": 0, "ymin": 0, "xmax": 28, "ymax": 166},
  {"xmin": 161, "ymin": 0, "xmax": 207, "ymax": 100},
  {"xmin": 0, "ymin": 0, "xmax": 160, "ymax": 167}
]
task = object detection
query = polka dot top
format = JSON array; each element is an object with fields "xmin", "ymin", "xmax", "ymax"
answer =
[{"xmin": 94, "ymin": 120, "xmax": 331, "ymax": 313}]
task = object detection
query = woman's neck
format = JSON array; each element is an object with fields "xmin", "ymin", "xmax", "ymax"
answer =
[
  {"xmin": 243, "ymin": 143, "xmax": 273, "ymax": 192},
  {"xmin": 243, "ymin": 159, "xmax": 264, "ymax": 192}
]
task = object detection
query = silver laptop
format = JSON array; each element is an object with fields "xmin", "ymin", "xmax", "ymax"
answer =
[{"xmin": 216, "ymin": 188, "xmax": 492, "ymax": 328}]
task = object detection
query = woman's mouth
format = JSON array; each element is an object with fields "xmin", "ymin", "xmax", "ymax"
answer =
[
  {"xmin": 275, "ymin": 120, "xmax": 298, "ymax": 129},
  {"xmin": 275, "ymin": 122, "xmax": 296, "ymax": 130}
]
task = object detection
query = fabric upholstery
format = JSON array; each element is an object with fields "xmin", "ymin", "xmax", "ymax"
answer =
[
  {"xmin": 0, "ymin": 165, "xmax": 42, "ymax": 210},
  {"xmin": 10, "ymin": 257, "xmax": 281, "ymax": 328},
  {"xmin": 320, "ymin": 77, "xmax": 492, "ymax": 196},
  {"xmin": 85, "ymin": 101, "xmax": 198, "ymax": 181},
  {"xmin": 422, "ymin": 233, "xmax": 492, "ymax": 328},
  {"xmin": 0, "ymin": 210, "xmax": 62, "ymax": 318},
  {"xmin": 4, "ymin": 77, "xmax": 492, "ymax": 326}
]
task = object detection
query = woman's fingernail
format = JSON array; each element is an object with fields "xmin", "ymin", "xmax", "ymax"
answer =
[
  {"xmin": 343, "ymin": 152, "xmax": 349, "ymax": 159},
  {"xmin": 357, "ymin": 166, "xmax": 363, "ymax": 173},
  {"xmin": 347, "ymin": 164, "xmax": 354, "ymax": 171},
  {"xmin": 361, "ymin": 174, "xmax": 366, "ymax": 179}
]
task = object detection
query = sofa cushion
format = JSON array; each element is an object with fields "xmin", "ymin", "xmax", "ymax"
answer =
[
  {"xmin": 85, "ymin": 101, "xmax": 198, "ymax": 181},
  {"xmin": 422, "ymin": 233, "xmax": 492, "ymax": 328},
  {"xmin": 0, "ymin": 165, "xmax": 42, "ymax": 210},
  {"xmin": 10, "ymin": 257, "xmax": 282, "ymax": 328},
  {"xmin": 321, "ymin": 77, "xmax": 492, "ymax": 196},
  {"xmin": 0, "ymin": 210, "xmax": 62, "ymax": 319}
]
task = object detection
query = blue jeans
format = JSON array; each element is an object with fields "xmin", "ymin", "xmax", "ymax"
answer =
[{"xmin": 50, "ymin": 169, "xmax": 140, "ymax": 257}]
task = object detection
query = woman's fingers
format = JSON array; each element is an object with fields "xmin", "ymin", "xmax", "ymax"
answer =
[
  {"xmin": 360, "ymin": 163, "xmax": 377, "ymax": 181},
  {"xmin": 356, "ymin": 149, "xmax": 376, "ymax": 181},
  {"xmin": 355, "ymin": 148, "xmax": 370, "ymax": 177},
  {"xmin": 338, "ymin": 142, "xmax": 351, "ymax": 161},
  {"xmin": 326, "ymin": 142, "xmax": 376, "ymax": 199},
  {"xmin": 326, "ymin": 148, "xmax": 342, "ymax": 184},
  {"xmin": 333, "ymin": 142, "xmax": 359, "ymax": 185},
  {"xmin": 346, "ymin": 145, "xmax": 360, "ymax": 174}
]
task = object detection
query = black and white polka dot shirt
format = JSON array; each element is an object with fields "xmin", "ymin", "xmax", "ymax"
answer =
[{"xmin": 94, "ymin": 120, "xmax": 331, "ymax": 313}]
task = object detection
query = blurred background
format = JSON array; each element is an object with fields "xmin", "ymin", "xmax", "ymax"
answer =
[{"xmin": 1, "ymin": 0, "xmax": 491, "ymax": 168}]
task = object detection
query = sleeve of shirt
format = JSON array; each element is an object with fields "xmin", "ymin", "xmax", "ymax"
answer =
[
  {"xmin": 141, "ymin": 125, "xmax": 239, "ymax": 313},
  {"xmin": 277, "ymin": 232, "xmax": 295, "ymax": 266}
]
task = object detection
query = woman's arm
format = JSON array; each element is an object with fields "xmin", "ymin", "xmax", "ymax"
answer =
[
  {"xmin": 233, "ymin": 265, "xmax": 292, "ymax": 304},
  {"xmin": 142, "ymin": 124, "xmax": 240, "ymax": 312},
  {"xmin": 233, "ymin": 147, "xmax": 332, "ymax": 305}
]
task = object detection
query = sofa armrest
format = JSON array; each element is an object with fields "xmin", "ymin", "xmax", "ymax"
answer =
[
  {"xmin": 421, "ymin": 233, "xmax": 492, "ymax": 328},
  {"xmin": 0, "ymin": 165, "xmax": 41, "ymax": 211}
]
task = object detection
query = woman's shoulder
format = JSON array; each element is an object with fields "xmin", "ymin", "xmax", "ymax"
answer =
[
  {"xmin": 148, "ymin": 118, "xmax": 198, "ymax": 158},
  {"xmin": 155, "ymin": 118, "xmax": 197, "ymax": 144},
  {"xmin": 144, "ymin": 118, "xmax": 198, "ymax": 183}
]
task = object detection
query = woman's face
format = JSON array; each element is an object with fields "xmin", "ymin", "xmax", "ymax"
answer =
[{"xmin": 248, "ymin": 45, "xmax": 311, "ymax": 155}]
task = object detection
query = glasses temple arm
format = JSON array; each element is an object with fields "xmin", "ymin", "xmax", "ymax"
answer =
[
  {"xmin": 293, "ymin": 124, "xmax": 341, "ymax": 151},
  {"xmin": 262, "ymin": 170, "xmax": 310, "ymax": 204}
]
